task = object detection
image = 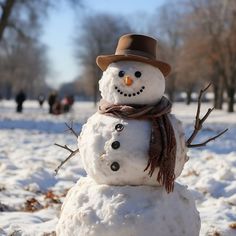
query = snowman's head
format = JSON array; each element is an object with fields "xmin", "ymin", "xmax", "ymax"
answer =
[{"xmin": 99, "ymin": 60, "xmax": 165, "ymax": 105}]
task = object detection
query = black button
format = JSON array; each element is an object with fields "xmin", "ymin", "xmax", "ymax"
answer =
[
  {"xmin": 115, "ymin": 124, "xmax": 124, "ymax": 132},
  {"xmin": 111, "ymin": 141, "xmax": 120, "ymax": 149},
  {"xmin": 111, "ymin": 162, "xmax": 120, "ymax": 171}
]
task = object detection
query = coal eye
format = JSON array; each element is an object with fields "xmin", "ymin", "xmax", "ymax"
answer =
[
  {"xmin": 118, "ymin": 71, "xmax": 125, "ymax": 77},
  {"xmin": 134, "ymin": 71, "xmax": 142, "ymax": 78}
]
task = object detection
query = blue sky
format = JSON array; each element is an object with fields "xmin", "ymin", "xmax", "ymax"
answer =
[{"xmin": 42, "ymin": 0, "xmax": 165, "ymax": 88}]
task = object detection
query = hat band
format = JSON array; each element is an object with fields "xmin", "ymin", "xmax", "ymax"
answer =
[{"xmin": 115, "ymin": 49, "xmax": 156, "ymax": 60}]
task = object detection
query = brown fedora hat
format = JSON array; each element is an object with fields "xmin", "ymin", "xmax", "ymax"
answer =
[{"xmin": 96, "ymin": 34, "xmax": 171, "ymax": 77}]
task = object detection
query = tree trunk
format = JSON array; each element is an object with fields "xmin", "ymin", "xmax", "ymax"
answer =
[
  {"xmin": 213, "ymin": 85, "xmax": 218, "ymax": 107},
  {"xmin": 5, "ymin": 81, "xmax": 12, "ymax": 99},
  {"xmin": 227, "ymin": 87, "xmax": 235, "ymax": 113},
  {"xmin": 213, "ymin": 81, "xmax": 224, "ymax": 110},
  {"xmin": 0, "ymin": 0, "xmax": 16, "ymax": 42},
  {"xmin": 186, "ymin": 90, "xmax": 192, "ymax": 105},
  {"xmin": 168, "ymin": 90, "xmax": 175, "ymax": 103},
  {"xmin": 166, "ymin": 74, "xmax": 176, "ymax": 102}
]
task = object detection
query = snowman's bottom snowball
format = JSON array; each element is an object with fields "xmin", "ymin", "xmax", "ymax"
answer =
[{"xmin": 56, "ymin": 177, "xmax": 200, "ymax": 236}]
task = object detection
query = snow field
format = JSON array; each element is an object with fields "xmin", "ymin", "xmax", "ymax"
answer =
[{"xmin": 0, "ymin": 100, "xmax": 235, "ymax": 235}]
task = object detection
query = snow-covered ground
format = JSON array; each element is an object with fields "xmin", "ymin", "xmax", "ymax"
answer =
[{"xmin": 0, "ymin": 100, "xmax": 235, "ymax": 236}]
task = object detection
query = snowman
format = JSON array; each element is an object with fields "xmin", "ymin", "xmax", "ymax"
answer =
[{"xmin": 56, "ymin": 34, "xmax": 200, "ymax": 236}]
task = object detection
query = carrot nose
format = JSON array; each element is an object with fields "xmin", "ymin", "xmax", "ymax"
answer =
[{"xmin": 124, "ymin": 76, "xmax": 133, "ymax": 86}]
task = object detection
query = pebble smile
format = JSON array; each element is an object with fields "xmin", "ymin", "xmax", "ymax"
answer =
[{"xmin": 114, "ymin": 86, "xmax": 145, "ymax": 97}]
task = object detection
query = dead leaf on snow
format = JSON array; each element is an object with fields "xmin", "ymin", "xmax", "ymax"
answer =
[
  {"xmin": 23, "ymin": 198, "xmax": 44, "ymax": 212},
  {"xmin": 43, "ymin": 231, "xmax": 56, "ymax": 236},
  {"xmin": 44, "ymin": 190, "xmax": 61, "ymax": 204},
  {"xmin": 182, "ymin": 169, "xmax": 199, "ymax": 177},
  {"xmin": 229, "ymin": 222, "xmax": 236, "ymax": 229}
]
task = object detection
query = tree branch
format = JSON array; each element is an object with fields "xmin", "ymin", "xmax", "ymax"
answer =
[
  {"xmin": 187, "ymin": 83, "xmax": 212, "ymax": 145},
  {"xmin": 188, "ymin": 128, "xmax": 228, "ymax": 148},
  {"xmin": 0, "ymin": 2, "xmax": 5, "ymax": 10},
  {"xmin": 54, "ymin": 122, "xmax": 80, "ymax": 174},
  {"xmin": 0, "ymin": 0, "xmax": 16, "ymax": 41},
  {"xmin": 54, "ymin": 143, "xmax": 74, "ymax": 153},
  {"xmin": 54, "ymin": 143, "xmax": 80, "ymax": 175},
  {"xmin": 7, "ymin": 21, "xmax": 29, "ymax": 40},
  {"xmin": 186, "ymin": 83, "xmax": 228, "ymax": 147},
  {"xmin": 65, "ymin": 122, "xmax": 78, "ymax": 138}
]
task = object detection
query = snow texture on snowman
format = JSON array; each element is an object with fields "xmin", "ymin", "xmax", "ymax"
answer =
[{"xmin": 56, "ymin": 34, "xmax": 201, "ymax": 236}]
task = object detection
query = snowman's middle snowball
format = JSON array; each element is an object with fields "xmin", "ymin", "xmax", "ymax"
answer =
[{"xmin": 78, "ymin": 112, "xmax": 187, "ymax": 186}]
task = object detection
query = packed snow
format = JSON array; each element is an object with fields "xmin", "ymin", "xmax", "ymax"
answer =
[
  {"xmin": 78, "ymin": 112, "xmax": 187, "ymax": 186},
  {"xmin": 56, "ymin": 177, "xmax": 200, "ymax": 236},
  {"xmin": 0, "ymin": 99, "xmax": 236, "ymax": 236}
]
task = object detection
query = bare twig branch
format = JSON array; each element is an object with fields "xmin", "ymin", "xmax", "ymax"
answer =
[
  {"xmin": 55, "ymin": 143, "xmax": 74, "ymax": 153},
  {"xmin": 186, "ymin": 83, "xmax": 228, "ymax": 148},
  {"xmin": 195, "ymin": 83, "xmax": 211, "ymax": 127},
  {"xmin": 7, "ymin": 21, "xmax": 29, "ymax": 40},
  {"xmin": 65, "ymin": 122, "xmax": 78, "ymax": 138},
  {"xmin": 201, "ymin": 107, "xmax": 214, "ymax": 124},
  {"xmin": 188, "ymin": 128, "xmax": 228, "ymax": 148},
  {"xmin": 0, "ymin": 2, "xmax": 5, "ymax": 9},
  {"xmin": 54, "ymin": 122, "xmax": 80, "ymax": 175},
  {"xmin": 187, "ymin": 83, "xmax": 213, "ymax": 146},
  {"xmin": 54, "ymin": 143, "xmax": 80, "ymax": 175},
  {"xmin": 0, "ymin": 0, "xmax": 16, "ymax": 41}
]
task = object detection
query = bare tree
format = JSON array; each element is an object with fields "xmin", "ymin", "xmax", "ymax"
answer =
[
  {"xmin": 176, "ymin": 48, "xmax": 208, "ymax": 105},
  {"xmin": 0, "ymin": 0, "xmax": 16, "ymax": 41},
  {"xmin": 0, "ymin": 0, "xmax": 82, "ymax": 42},
  {"xmin": 74, "ymin": 13, "xmax": 132, "ymax": 105},
  {"xmin": 184, "ymin": 0, "xmax": 236, "ymax": 112},
  {"xmin": 0, "ymin": 36, "xmax": 49, "ymax": 98},
  {"xmin": 175, "ymin": 17, "xmax": 211, "ymax": 104},
  {"xmin": 0, "ymin": 0, "xmax": 83, "ymax": 98},
  {"xmin": 0, "ymin": 0, "xmax": 53, "ymax": 42},
  {"xmin": 0, "ymin": 0, "xmax": 52, "ymax": 98},
  {"xmin": 147, "ymin": 0, "xmax": 183, "ymax": 102},
  {"xmin": 149, "ymin": 0, "xmax": 236, "ymax": 112}
]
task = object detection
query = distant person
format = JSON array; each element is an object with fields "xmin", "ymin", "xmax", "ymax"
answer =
[
  {"xmin": 52, "ymin": 100, "xmax": 62, "ymax": 115},
  {"xmin": 15, "ymin": 90, "xmax": 26, "ymax": 113},
  {"xmin": 62, "ymin": 95, "xmax": 74, "ymax": 113},
  {"xmin": 48, "ymin": 91, "xmax": 57, "ymax": 114},
  {"xmin": 68, "ymin": 95, "xmax": 74, "ymax": 107},
  {"xmin": 0, "ymin": 93, "xmax": 2, "ymax": 106},
  {"xmin": 38, "ymin": 94, "xmax": 45, "ymax": 107}
]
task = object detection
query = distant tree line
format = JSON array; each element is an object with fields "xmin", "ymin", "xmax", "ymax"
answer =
[
  {"xmin": 73, "ymin": 14, "xmax": 132, "ymax": 104},
  {"xmin": 71, "ymin": 0, "xmax": 236, "ymax": 112},
  {"xmin": 0, "ymin": 0, "xmax": 81, "ymax": 99},
  {"xmin": 150, "ymin": 0, "xmax": 236, "ymax": 113},
  {"xmin": 1, "ymin": 0, "xmax": 235, "ymax": 112},
  {"xmin": 0, "ymin": 0, "xmax": 52, "ymax": 98}
]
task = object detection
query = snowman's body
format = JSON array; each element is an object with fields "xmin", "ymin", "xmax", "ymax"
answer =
[
  {"xmin": 56, "ymin": 41, "xmax": 200, "ymax": 235},
  {"xmin": 79, "ymin": 112, "xmax": 187, "ymax": 186}
]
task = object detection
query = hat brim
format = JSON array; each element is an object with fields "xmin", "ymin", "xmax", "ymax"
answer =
[{"xmin": 96, "ymin": 54, "xmax": 171, "ymax": 77}]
